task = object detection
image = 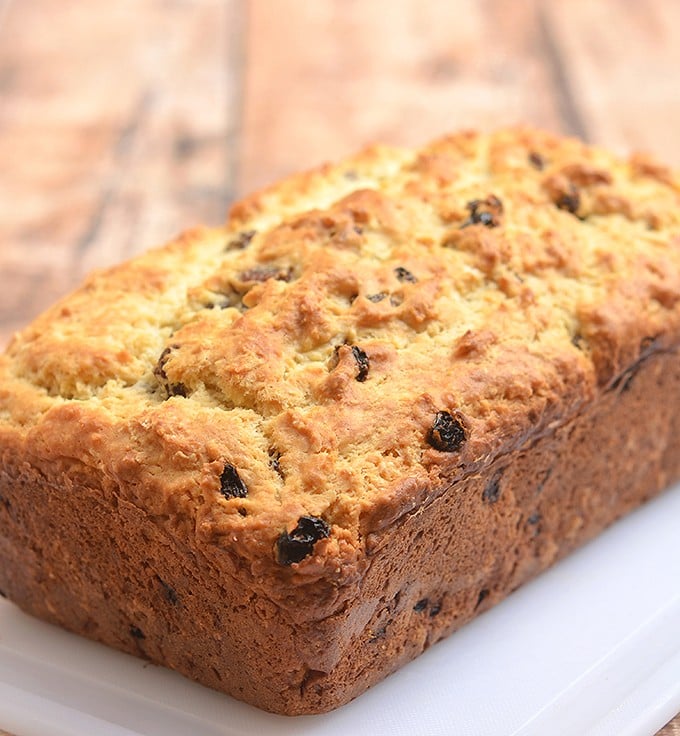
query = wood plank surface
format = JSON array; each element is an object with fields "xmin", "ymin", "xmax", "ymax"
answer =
[
  {"xmin": 241, "ymin": 0, "xmax": 680, "ymax": 192},
  {"xmin": 241, "ymin": 0, "xmax": 571, "ymax": 190},
  {"xmin": 0, "ymin": 0, "xmax": 241, "ymax": 346},
  {"xmin": 0, "ymin": 1, "xmax": 679, "ymax": 732},
  {"xmin": 660, "ymin": 720, "xmax": 680, "ymax": 736},
  {"xmin": 3, "ymin": 0, "xmax": 680, "ymax": 348},
  {"xmin": 544, "ymin": 0, "xmax": 680, "ymax": 158}
]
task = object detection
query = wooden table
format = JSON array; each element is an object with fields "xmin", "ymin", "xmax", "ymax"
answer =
[{"xmin": 0, "ymin": 1, "xmax": 678, "ymax": 732}]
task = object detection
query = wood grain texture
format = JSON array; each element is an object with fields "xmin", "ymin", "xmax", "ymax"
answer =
[
  {"xmin": 543, "ymin": 0, "xmax": 680, "ymax": 162},
  {"xmin": 659, "ymin": 719, "xmax": 680, "ymax": 736},
  {"xmin": 241, "ymin": 0, "xmax": 680, "ymax": 192},
  {"xmin": 0, "ymin": 0, "xmax": 241, "ymax": 347},
  {"xmin": 0, "ymin": 1, "xmax": 678, "ymax": 729},
  {"xmin": 240, "ymin": 0, "xmax": 572, "ymax": 192}
]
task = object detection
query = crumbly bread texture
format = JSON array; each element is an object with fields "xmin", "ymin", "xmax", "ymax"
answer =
[{"xmin": 1, "ymin": 128, "xmax": 680, "ymax": 714}]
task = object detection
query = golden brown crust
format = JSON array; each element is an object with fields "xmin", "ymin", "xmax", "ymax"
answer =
[
  {"xmin": 1, "ymin": 127, "xmax": 680, "ymax": 712},
  {"xmin": 2, "ymin": 342, "xmax": 679, "ymax": 714}
]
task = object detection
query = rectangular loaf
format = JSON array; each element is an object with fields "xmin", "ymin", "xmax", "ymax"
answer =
[{"xmin": 1, "ymin": 128, "xmax": 680, "ymax": 715}]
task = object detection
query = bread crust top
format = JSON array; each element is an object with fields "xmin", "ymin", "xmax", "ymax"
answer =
[{"xmin": 2, "ymin": 127, "xmax": 680, "ymax": 605}]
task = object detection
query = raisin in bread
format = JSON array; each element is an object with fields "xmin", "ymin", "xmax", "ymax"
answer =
[{"xmin": 1, "ymin": 128, "xmax": 680, "ymax": 714}]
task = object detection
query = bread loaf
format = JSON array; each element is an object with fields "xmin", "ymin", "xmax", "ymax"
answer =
[{"xmin": 1, "ymin": 128, "xmax": 680, "ymax": 714}]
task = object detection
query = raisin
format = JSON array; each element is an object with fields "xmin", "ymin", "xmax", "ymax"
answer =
[
  {"xmin": 220, "ymin": 463, "xmax": 248, "ymax": 499},
  {"xmin": 529, "ymin": 152, "xmax": 546, "ymax": 170},
  {"xmin": 460, "ymin": 195, "xmax": 503, "ymax": 228},
  {"xmin": 427, "ymin": 411, "xmax": 466, "ymax": 452},
  {"xmin": 351, "ymin": 345, "xmax": 370, "ymax": 382},
  {"xmin": 226, "ymin": 230, "xmax": 256, "ymax": 251},
  {"xmin": 157, "ymin": 577, "xmax": 179, "ymax": 605},
  {"xmin": 269, "ymin": 450, "xmax": 284, "ymax": 478},
  {"xmin": 276, "ymin": 516, "xmax": 330, "ymax": 565},
  {"xmin": 130, "ymin": 625, "xmax": 145, "ymax": 639},
  {"xmin": 475, "ymin": 589, "xmax": 489, "ymax": 609},
  {"xmin": 169, "ymin": 383, "xmax": 187, "ymax": 398},
  {"xmin": 330, "ymin": 344, "xmax": 370, "ymax": 381},
  {"xmin": 527, "ymin": 512, "xmax": 541, "ymax": 525},
  {"xmin": 153, "ymin": 346, "xmax": 188, "ymax": 398},
  {"xmin": 555, "ymin": 186, "xmax": 580, "ymax": 214},
  {"xmin": 154, "ymin": 346, "xmax": 173, "ymax": 381},
  {"xmin": 429, "ymin": 602, "xmax": 442, "ymax": 617},
  {"xmin": 394, "ymin": 266, "xmax": 417, "ymax": 283},
  {"xmin": 413, "ymin": 598, "xmax": 429, "ymax": 612},
  {"xmin": 239, "ymin": 265, "xmax": 292, "ymax": 282},
  {"xmin": 366, "ymin": 292, "xmax": 388, "ymax": 303},
  {"xmin": 483, "ymin": 470, "xmax": 503, "ymax": 503}
]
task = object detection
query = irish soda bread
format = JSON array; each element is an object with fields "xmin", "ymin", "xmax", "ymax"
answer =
[{"xmin": 1, "ymin": 128, "xmax": 680, "ymax": 714}]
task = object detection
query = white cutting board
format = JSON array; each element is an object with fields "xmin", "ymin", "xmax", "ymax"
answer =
[{"xmin": 0, "ymin": 484, "xmax": 679, "ymax": 736}]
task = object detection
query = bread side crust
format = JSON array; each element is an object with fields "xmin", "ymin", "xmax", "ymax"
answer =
[{"xmin": 1, "ymin": 342, "xmax": 678, "ymax": 714}]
